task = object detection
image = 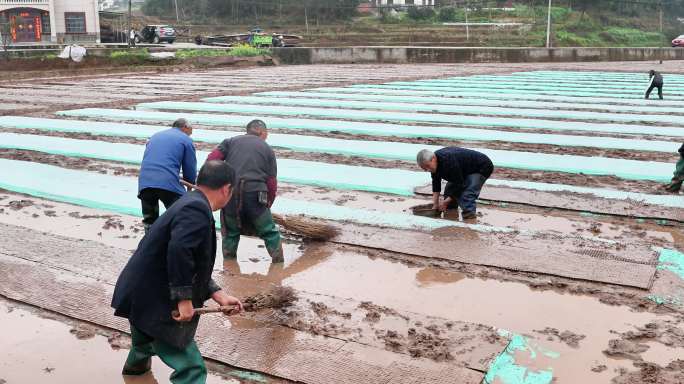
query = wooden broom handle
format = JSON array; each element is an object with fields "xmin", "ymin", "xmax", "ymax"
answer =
[
  {"xmin": 180, "ymin": 179, "xmax": 197, "ymax": 190},
  {"xmin": 172, "ymin": 305, "xmax": 238, "ymax": 317}
]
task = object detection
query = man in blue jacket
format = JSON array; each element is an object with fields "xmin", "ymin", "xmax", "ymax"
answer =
[
  {"xmin": 138, "ymin": 118, "xmax": 197, "ymax": 232},
  {"xmin": 112, "ymin": 161, "xmax": 243, "ymax": 384}
]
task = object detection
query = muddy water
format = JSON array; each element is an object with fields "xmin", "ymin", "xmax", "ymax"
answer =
[
  {"xmin": 0, "ymin": 299, "xmax": 233, "ymax": 384},
  {"xmin": 279, "ymin": 250, "xmax": 681, "ymax": 383},
  {"xmin": 278, "ymin": 186, "xmax": 678, "ymax": 245}
]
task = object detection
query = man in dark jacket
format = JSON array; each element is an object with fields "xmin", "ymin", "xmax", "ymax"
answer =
[
  {"xmin": 112, "ymin": 161, "xmax": 243, "ymax": 384},
  {"xmin": 665, "ymin": 143, "xmax": 684, "ymax": 193},
  {"xmin": 206, "ymin": 119, "xmax": 283, "ymax": 263},
  {"xmin": 417, "ymin": 147, "xmax": 494, "ymax": 220},
  {"xmin": 645, "ymin": 70, "xmax": 664, "ymax": 100},
  {"xmin": 138, "ymin": 118, "xmax": 197, "ymax": 232}
]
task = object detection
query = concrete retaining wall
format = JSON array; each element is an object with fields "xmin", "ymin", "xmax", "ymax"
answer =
[{"xmin": 273, "ymin": 46, "xmax": 684, "ymax": 65}]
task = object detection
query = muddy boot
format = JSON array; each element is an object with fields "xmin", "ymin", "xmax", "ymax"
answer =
[
  {"xmin": 268, "ymin": 244, "xmax": 284, "ymax": 264},
  {"xmin": 665, "ymin": 181, "xmax": 682, "ymax": 193},
  {"xmin": 461, "ymin": 211, "xmax": 477, "ymax": 220},
  {"xmin": 122, "ymin": 357, "xmax": 151, "ymax": 376}
]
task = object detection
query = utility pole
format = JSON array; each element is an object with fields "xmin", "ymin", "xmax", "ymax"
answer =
[
  {"xmin": 174, "ymin": 0, "xmax": 180, "ymax": 22},
  {"xmin": 546, "ymin": 0, "xmax": 552, "ymax": 48},
  {"xmin": 464, "ymin": 0, "xmax": 469, "ymax": 42},
  {"xmin": 305, "ymin": 6, "xmax": 309, "ymax": 35},
  {"xmin": 659, "ymin": 0, "xmax": 664, "ymax": 64},
  {"xmin": 127, "ymin": 0, "xmax": 131, "ymax": 48}
]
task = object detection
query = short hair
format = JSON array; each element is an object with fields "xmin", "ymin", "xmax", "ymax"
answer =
[
  {"xmin": 197, "ymin": 161, "xmax": 235, "ymax": 189},
  {"xmin": 416, "ymin": 149, "xmax": 435, "ymax": 165},
  {"xmin": 246, "ymin": 119, "xmax": 267, "ymax": 135},
  {"xmin": 172, "ymin": 118, "xmax": 189, "ymax": 129}
]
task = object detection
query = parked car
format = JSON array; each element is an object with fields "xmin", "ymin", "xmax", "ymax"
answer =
[
  {"xmin": 672, "ymin": 35, "xmax": 684, "ymax": 47},
  {"xmin": 134, "ymin": 25, "xmax": 176, "ymax": 44}
]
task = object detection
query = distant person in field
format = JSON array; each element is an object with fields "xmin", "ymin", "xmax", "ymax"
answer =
[
  {"xmin": 416, "ymin": 147, "xmax": 494, "ymax": 220},
  {"xmin": 645, "ymin": 70, "xmax": 664, "ymax": 100},
  {"xmin": 665, "ymin": 143, "xmax": 684, "ymax": 193},
  {"xmin": 138, "ymin": 118, "xmax": 197, "ymax": 232}
]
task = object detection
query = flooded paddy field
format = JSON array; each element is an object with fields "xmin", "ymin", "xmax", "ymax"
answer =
[{"xmin": 1, "ymin": 61, "xmax": 683, "ymax": 384}]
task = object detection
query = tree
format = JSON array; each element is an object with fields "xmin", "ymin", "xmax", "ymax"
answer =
[{"xmin": 0, "ymin": 18, "xmax": 12, "ymax": 60}]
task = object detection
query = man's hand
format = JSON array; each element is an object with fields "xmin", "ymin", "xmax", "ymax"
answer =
[
  {"xmin": 173, "ymin": 299, "xmax": 195, "ymax": 322},
  {"xmin": 438, "ymin": 197, "xmax": 452, "ymax": 212},
  {"xmin": 212, "ymin": 290, "xmax": 244, "ymax": 315}
]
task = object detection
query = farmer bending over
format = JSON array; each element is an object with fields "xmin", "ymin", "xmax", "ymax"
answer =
[
  {"xmin": 417, "ymin": 147, "xmax": 494, "ymax": 220},
  {"xmin": 138, "ymin": 118, "xmax": 197, "ymax": 232},
  {"xmin": 645, "ymin": 70, "xmax": 664, "ymax": 100}
]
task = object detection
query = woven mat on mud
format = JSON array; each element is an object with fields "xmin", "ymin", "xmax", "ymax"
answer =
[{"xmin": 0, "ymin": 223, "xmax": 483, "ymax": 384}]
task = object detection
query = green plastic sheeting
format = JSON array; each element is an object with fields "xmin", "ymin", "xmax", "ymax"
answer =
[
  {"xmin": 513, "ymin": 71, "xmax": 684, "ymax": 80},
  {"xmin": 200, "ymin": 95, "xmax": 684, "ymax": 126},
  {"xmin": 123, "ymin": 103, "xmax": 684, "ymax": 137},
  {"xmin": 2, "ymin": 132, "xmax": 682, "ymax": 209},
  {"xmin": 0, "ymin": 131, "xmax": 673, "ymax": 183},
  {"xmin": 352, "ymin": 84, "xmax": 684, "ymax": 101},
  {"xmin": 656, "ymin": 248, "xmax": 684, "ymax": 280},
  {"xmin": 410, "ymin": 77, "xmax": 684, "ymax": 93},
  {"xmin": 483, "ymin": 329, "xmax": 555, "ymax": 384},
  {"xmin": 1, "ymin": 116, "xmax": 677, "ymax": 156},
  {"xmin": 309, "ymin": 86, "xmax": 684, "ymax": 108},
  {"xmin": 252, "ymin": 91, "xmax": 684, "ymax": 115},
  {"xmin": 0, "ymin": 158, "xmax": 502, "ymax": 233}
]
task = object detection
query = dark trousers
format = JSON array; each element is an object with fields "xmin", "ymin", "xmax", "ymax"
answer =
[
  {"xmin": 139, "ymin": 188, "xmax": 181, "ymax": 230},
  {"xmin": 221, "ymin": 190, "xmax": 281, "ymax": 260},
  {"xmin": 646, "ymin": 83, "xmax": 663, "ymax": 99},
  {"xmin": 444, "ymin": 173, "xmax": 488, "ymax": 213},
  {"xmin": 124, "ymin": 323, "xmax": 206, "ymax": 384}
]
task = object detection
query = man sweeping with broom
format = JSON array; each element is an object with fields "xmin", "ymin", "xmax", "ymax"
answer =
[
  {"xmin": 207, "ymin": 120, "xmax": 284, "ymax": 264},
  {"xmin": 112, "ymin": 161, "xmax": 243, "ymax": 383}
]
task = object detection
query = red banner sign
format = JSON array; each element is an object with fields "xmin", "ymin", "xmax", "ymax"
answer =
[
  {"xmin": 34, "ymin": 16, "xmax": 41, "ymax": 41},
  {"xmin": 10, "ymin": 16, "xmax": 16, "ymax": 42}
]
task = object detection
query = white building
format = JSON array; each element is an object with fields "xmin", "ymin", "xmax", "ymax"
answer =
[
  {"xmin": 374, "ymin": 0, "xmax": 435, "ymax": 6},
  {"xmin": 0, "ymin": 0, "xmax": 100, "ymax": 43}
]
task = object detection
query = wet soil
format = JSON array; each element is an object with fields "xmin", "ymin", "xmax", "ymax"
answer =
[
  {"xmin": 0, "ymin": 297, "xmax": 256, "ymax": 384},
  {"xmin": 534, "ymin": 327, "xmax": 587, "ymax": 348},
  {"xmin": 612, "ymin": 360, "xmax": 684, "ymax": 384},
  {"xmin": 242, "ymin": 286, "xmax": 298, "ymax": 312},
  {"xmin": 0, "ymin": 148, "xmax": 139, "ymax": 177}
]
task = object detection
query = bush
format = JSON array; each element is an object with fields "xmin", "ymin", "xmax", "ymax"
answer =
[
  {"xmin": 599, "ymin": 27, "xmax": 663, "ymax": 46},
  {"xmin": 229, "ymin": 44, "xmax": 271, "ymax": 57},
  {"xmin": 110, "ymin": 48, "xmax": 149, "ymax": 59},
  {"xmin": 176, "ymin": 45, "xmax": 270, "ymax": 58},
  {"xmin": 438, "ymin": 7, "xmax": 458, "ymax": 22},
  {"xmin": 406, "ymin": 7, "xmax": 436, "ymax": 21},
  {"xmin": 109, "ymin": 48, "xmax": 150, "ymax": 63}
]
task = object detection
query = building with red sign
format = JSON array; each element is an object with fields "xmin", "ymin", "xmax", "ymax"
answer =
[{"xmin": 0, "ymin": 0, "xmax": 100, "ymax": 44}]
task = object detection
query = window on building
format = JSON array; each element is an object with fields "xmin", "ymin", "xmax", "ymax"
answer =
[
  {"xmin": 64, "ymin": 12, "xmax": 86, "ymax": 34},
  {"xmin": 41, "ymin": 12, "xmax": 50, "ymax": 34}
]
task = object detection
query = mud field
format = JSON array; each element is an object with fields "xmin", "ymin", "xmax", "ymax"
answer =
[{"xmin": 1, "ymin": 61, "xmax": 683, "ymax": 384}]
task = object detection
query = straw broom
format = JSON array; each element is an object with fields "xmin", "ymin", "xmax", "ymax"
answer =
[{"xmin": 181, "ymin": 180, "xmax": 338, "ymax": 241}]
